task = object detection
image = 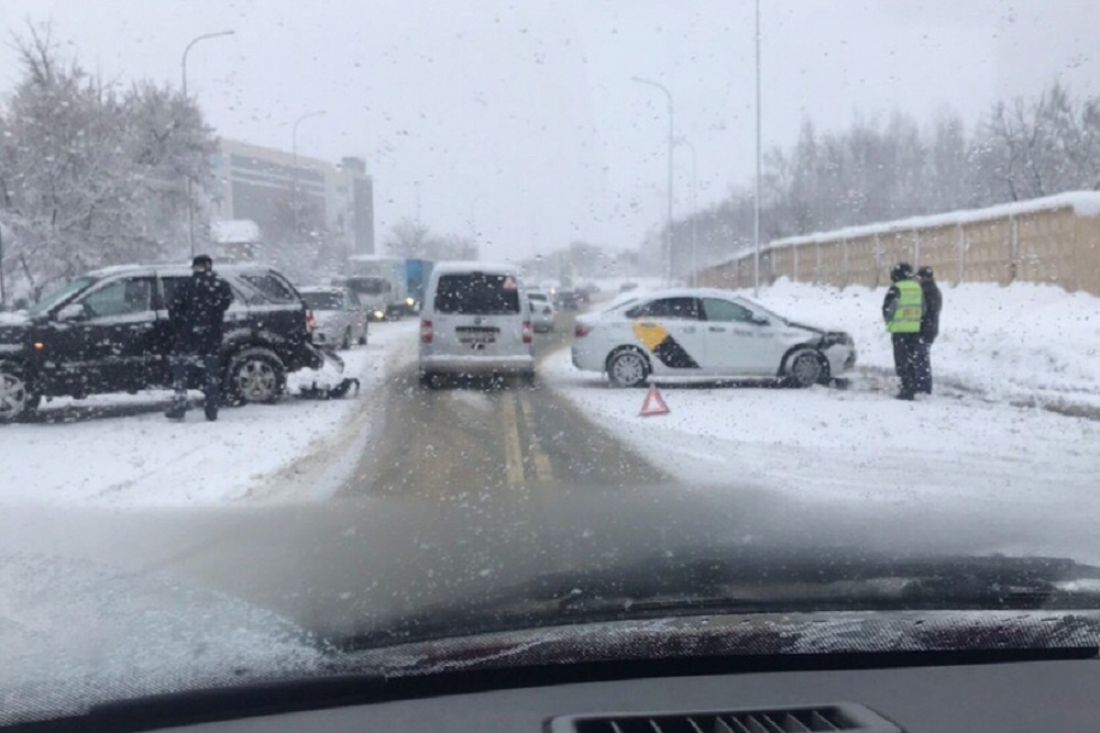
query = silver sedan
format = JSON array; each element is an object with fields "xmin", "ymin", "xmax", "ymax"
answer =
[{"xmin": 300, "ymin": 286, "xmax": 369, "ymax": 350}]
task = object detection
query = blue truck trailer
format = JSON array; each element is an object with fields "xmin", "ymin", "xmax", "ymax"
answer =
[{"xmin": 404, "ymin": 258, "xmax": 433, "ymax": 314}]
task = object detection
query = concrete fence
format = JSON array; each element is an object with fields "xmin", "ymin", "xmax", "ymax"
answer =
[{"xmin": 697, "ymin": 192, "xmax": 1100, "ymax": 295}]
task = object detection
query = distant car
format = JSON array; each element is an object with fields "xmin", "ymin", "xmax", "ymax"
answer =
[
  {"xmin": 299, "ymin": 286, "xmax": 368, "ymax": 349},
  {"xmin": 418, "ymin": 262, "xmax": 535, "ymax": 387},
  {"xmin": 571, "ymin": 288, "xmax": 856, "ymax": 388},
  {"xmin": 555, "ymin": 289, "xmax": 580, "ymax": 311},
  {"xmin": 0, "ymin": 264, "xmax": 324, "ymax": 421},
  {"xmin": 576, "ymin": 283, "xmax": 599, "ymax": 303},
  {"xmin": 619, "ymin": 282, "xmax": 638, "ymax": 293},
  {"xmin": 527, "ymin": 291, "xmax": 556, "ymax": 333}
]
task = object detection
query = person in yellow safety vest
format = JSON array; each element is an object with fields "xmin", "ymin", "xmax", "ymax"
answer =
[{"xmin": 882, "ymin": 262, "xmax": 927, "ymax": 401}]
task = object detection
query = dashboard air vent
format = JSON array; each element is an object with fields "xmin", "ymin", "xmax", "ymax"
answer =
[{"xmin": 548, "ymin": 703, "xmax": 902, "ymax": 733}]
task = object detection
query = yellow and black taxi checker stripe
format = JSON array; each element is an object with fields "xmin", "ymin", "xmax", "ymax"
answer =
[{"xmin": 632, "ymin": 322, "xmax": 701, "ymax": 369}]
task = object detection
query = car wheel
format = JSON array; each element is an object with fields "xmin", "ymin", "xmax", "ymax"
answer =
[
  {"xmin": 607, "ymin": 348, "xmax": 650, "ymax": 388},
  {"xmin": 225, "ymin": 347, "xmax": 286, "ymax": 404},
  {"xmin": 358, "ymin": 333, "xmax": 367, "ymax": 346},
  {"xmin": 341, "ymin": 328, "xmax": 352, "ymax": 350},
  {"xmin": 0, "ymin": 362, "xmax": 37, "ymax": 423},
  {"xmin": 785, "ymin": 349, "xmax": 828, "ymax": 388}
]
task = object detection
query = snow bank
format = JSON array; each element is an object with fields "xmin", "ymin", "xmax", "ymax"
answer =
[
  {"xmin": 742, "ymin": 279, "xmax": 1100, "ymax": 407},
  {"xmin": 0, "ymin": 321, "xmax": 418, "ymax": 508}
]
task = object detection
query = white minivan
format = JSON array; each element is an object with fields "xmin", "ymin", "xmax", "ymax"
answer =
[{"xmin": 418, "ymin": 262, "xmax": 535, "ymax": 387}]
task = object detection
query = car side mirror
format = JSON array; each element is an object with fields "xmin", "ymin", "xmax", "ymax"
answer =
[
  {"xmin": 56, "ymin": 303, "xmax": 86, "ymax": 322},
  {"xmin": 751, "ymin": 316, "xmax": 770, "ymax": 326}
]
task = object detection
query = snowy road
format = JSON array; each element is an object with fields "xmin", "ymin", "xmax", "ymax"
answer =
[{"xmin": 0, "ymin": 321, "xmax": 418, "ymax": 507}]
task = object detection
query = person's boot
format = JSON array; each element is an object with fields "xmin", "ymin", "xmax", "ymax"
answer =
[
  {"xmin": 204, "ymin": 402, "xmax": 218, "ymax": 422},
  {"xmin": 165, "ymin": 402, "xmax": 187, "ymax": 420}
]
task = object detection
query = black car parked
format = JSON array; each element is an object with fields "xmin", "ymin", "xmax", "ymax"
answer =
[{"xmin": 0, "ymin": 264, "xmax": 324, "ymax": 422}]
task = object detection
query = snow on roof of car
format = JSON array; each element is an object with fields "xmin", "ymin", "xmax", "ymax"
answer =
[
  {"xmin": 348, "ymin": 254, "xmax": 403, "ymax": 263},
  {"xmin": 431, "ymin": 260, "xmax": 520, "ymax": 277},
  {"xmin": 85, "ymin": 264, "xmax": 155, "ymax": 277},
  {"xmin": 617, "ymin": 286, "xmax": 751, "ymax": 301},
  {"xmin": 211, "ymin": 219, "xmax": 261, "ymax": 244},
  {"xmin": 85, "ymin": 262, "xmax": 280, "ymax": 278},
  {"xmin": 298, "ymin": 285, "xmax": 346, "ymax": 293}
]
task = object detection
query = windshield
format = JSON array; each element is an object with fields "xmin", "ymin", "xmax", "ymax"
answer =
[
  {"xmin": 301, "ymin": 292, "xmax": 344, "ymax": 310},
  {"xmin": 25, "ymin": 277, "xmax": 97, "ymax": 317},
  {"xmin": 3, "ymin": 1, "xmax": 1100, "ymax": 728}
]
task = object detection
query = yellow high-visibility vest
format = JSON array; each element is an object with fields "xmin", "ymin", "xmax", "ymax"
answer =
[{"xmin": 888, "ymin": 279, "xmax": 923, "ymax": 334}]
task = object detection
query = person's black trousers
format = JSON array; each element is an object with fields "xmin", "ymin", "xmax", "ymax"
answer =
[
  {"xmin": 913, "ymin": 337, "xmax": 933, "ymax": 394},
  {"xmin": 171, "ymin": 353, "xmax": 220, "ymax": 412},
  {"xmin": 892, "ymin": 334, "xmax": 923, "ymax": 399}
]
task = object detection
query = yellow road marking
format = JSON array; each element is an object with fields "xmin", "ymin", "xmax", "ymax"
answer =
[
  {"xmin": 519, "ymin": 392, "xmax": 553, "ymax": 482},
  {"xmin": 500, "ymin": 393, "xmax": 525, "ymax": 486}
]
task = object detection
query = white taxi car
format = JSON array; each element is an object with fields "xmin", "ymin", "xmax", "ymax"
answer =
[{"xmin": 571, "ymin": 288, "xmax": 856, "ymax": 388}]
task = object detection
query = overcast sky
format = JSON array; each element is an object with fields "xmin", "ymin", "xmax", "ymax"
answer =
[{"xmin": 2, "ymin": 0, "xmax": 1099, "ymax": 260}]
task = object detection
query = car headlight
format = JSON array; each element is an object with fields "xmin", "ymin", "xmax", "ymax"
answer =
[
  {"xmin": 373, "ymin": 309, "xmax": 385, "ymax": 319},
  {"xmin": 405, "ymin": 297, "xmax": 415, "ymax": 306},
  {"xmin": 821, "ymin": 332, "xmax": 853, "ymax": 348}
]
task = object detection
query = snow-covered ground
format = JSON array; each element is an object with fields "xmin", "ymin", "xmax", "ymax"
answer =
[
  {"xmin": 743, "ymin": 279, "xmax": 1100, "ymax": 409},
  {"xmin": 544, "ymin": 280, "xmax": 1100, "ymax": 553},
  {"xmin": 0, "ymin": 321, "xmax": 418, "ymax": 508}
]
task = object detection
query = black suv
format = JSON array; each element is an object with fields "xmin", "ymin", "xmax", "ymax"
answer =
[{"xmin": 0, "ymin": 264, "xmax": 324, "ymax": 422}]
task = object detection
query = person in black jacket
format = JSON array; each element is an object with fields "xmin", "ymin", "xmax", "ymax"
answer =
[
  {"xmin": 165, "ymin": 255, "xmax": 234, "ymax": 421},
  {"xmin": 915, "ymin": 265, "xmax": 942, "ymax": 395}
]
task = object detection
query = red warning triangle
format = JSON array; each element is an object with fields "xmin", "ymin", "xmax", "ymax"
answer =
[{"xmin": 639, "ymin": 385, "xmax": 670, "ymax": 417}]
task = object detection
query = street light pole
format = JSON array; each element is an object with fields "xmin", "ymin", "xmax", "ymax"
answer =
[
  {"xmin": 632, "ymin": 76, "xmax": 675, "ymax": 286},
  {"xmin": 291, "ymin": 110, "xmax": 327, "ymax": 239},
  {"xmin": 753, "ymin": 0, "xmax": 762, "ymax": 296},
  {"xmin": 181, "ymin": 30, "xmax": 235, "ymax": 258},
  {"xmin": 676, "ymin": 139, "xmax": 699, "ymax": 287}
]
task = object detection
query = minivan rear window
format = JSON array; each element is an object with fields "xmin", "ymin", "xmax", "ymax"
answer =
[
  {"xmin": 302, "ymin": 292, "xmax": 344, "ymax": 310},
  {"xmin": 434, "ymin": 273, "xmax": 520, "ymax": 315}
]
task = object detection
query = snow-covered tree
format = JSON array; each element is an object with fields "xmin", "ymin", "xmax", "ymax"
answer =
[
  {"xmin": 0, "ymin": 26, "xmax": 217, "ymax": 298},
  {"xmin": 657, "ymin": 80, "xmax": 1100, "ymax": 276}
]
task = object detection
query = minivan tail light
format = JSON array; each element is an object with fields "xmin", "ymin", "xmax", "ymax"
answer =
[
  {"xmin": 306, "ymin": 310, "xmax": 317, "ymax": 332},
  {"xmin": 420, "ymin": 319, "xmax": 433, "ymax": 344},
  {"xmin": 575, "ymin": 323, "xmax": 592, "ymax": 338},
  {"xmin": 522, "ymin": 321, "xmax": 533, "ymax": 344}
]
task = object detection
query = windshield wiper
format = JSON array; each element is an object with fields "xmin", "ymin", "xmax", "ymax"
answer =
[{"xmin": 336, "ymin": 548, "xmax": 1100, "ymax": 650}]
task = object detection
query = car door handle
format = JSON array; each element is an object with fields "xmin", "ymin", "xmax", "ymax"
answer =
[{"xmin": 709, "ymin": 326, "xmax": 726, "ymax": 333}]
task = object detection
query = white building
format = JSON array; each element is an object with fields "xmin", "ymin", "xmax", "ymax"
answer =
[{"xmin": 212, "ymin": 139, "xmax": 375, "ymax": 255}]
